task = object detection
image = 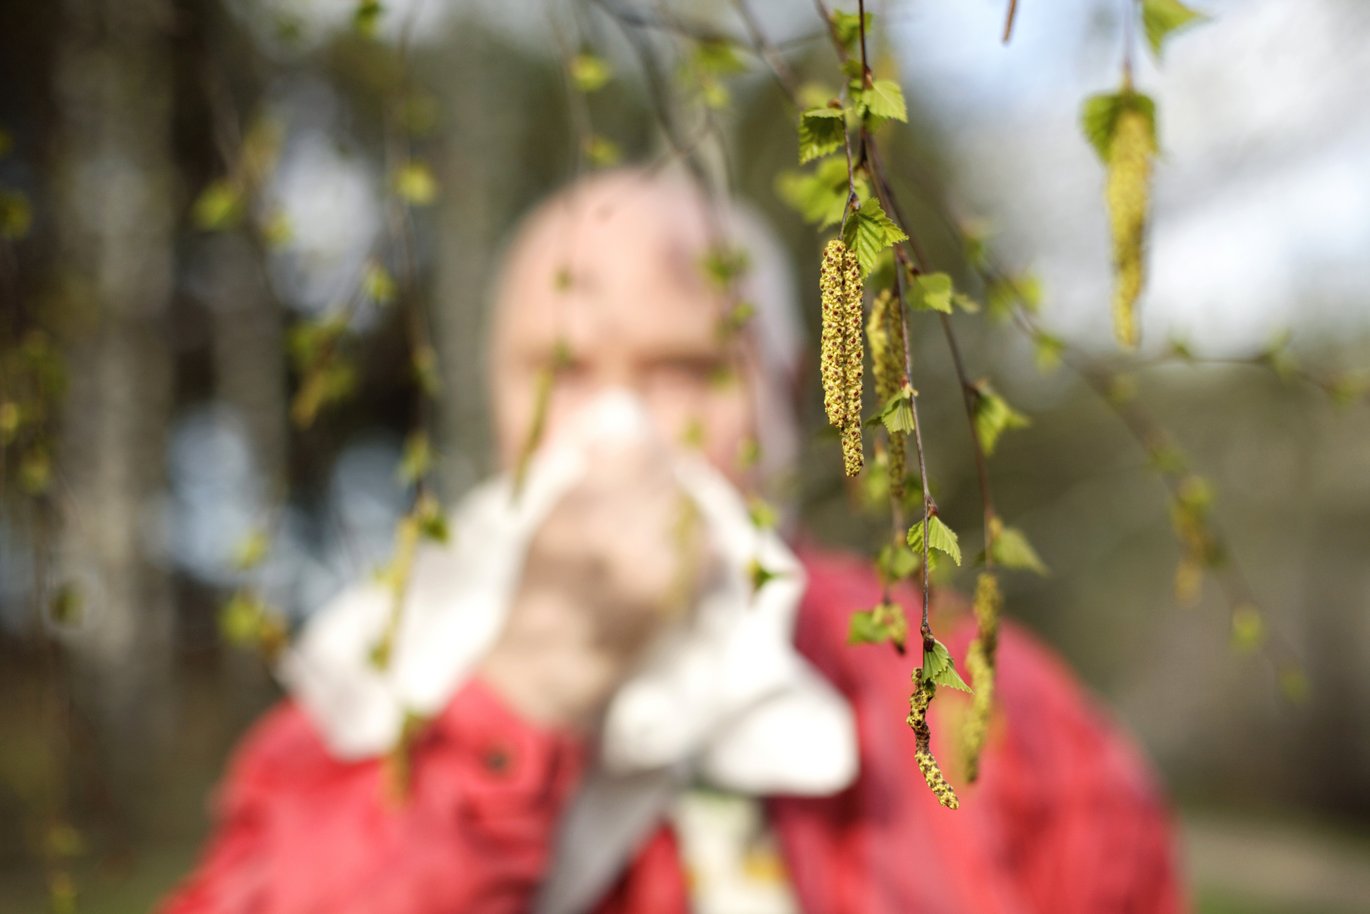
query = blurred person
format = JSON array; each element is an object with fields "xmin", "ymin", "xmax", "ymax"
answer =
[{"xmin": 161, "ymin": 169, "xmax": 1185, "ymax": 914}]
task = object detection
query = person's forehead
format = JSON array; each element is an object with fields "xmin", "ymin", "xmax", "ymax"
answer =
[{"xmin": 496, "ymin": 176, "xmax": 726, "ymax": 351}]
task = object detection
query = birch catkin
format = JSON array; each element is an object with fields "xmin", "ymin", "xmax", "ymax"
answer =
[
  {"xmin": 907, "ymin": 673, "xmax": 960, "ymax": 809},
  {"xmin": 866, "ymin": 287, "xmax": 907, "ymax": 495},
  {"xmin": 962, "ymin": 572, "xmax": 1003, "ymax": 782},
  {"xmin": 1107, "ymin": 105, "xmax": 1155, "ymax": 349},
  {"xmin": 820, "ymin": 239, "xmax": 864, "ymax": 476}
]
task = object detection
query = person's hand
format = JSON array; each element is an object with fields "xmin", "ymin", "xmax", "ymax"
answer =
[{"xmin": 476, "ymin": 446, "xmax": 706, "ymax": 730}]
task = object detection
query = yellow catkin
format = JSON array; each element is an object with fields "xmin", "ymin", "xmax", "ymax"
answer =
[
  {"xmin": 866, "ymin": 287, "xmax": 907, "ymax": 497},
  {"xmin": 1106, "ymin": 105, "xmax": 1155, "ymax": 349},
  {"xmin": 907, "ymin": 674, "xmax": 960, "ymax": 809},
  {"xmin": 820, "ymin": 239, "xmax": 864, "ymax": 477},
  {"xmin": 961, "ymin": 572, "xmax": 1003, "ymax": 783}
]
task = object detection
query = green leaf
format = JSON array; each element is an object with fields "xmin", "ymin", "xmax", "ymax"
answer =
[
  {"xmin": 1033, "ymin": 332, "xmax": 1065, "ymax": 372},
  {"xmin": 700, "ymin": 246, "xmax": 750, "ymax": 287},
  {"xmin": 842, "ymin": 197, "xmax": 908, "ymax": 277},
  {"xmin": 232, "ymin": 530, "xmax": 271, "ymax": 571},
  {"xmin": 921, "ymin": 638, "xmax": 972, "ymax": 692},
  {"xmin": 1230, "ymin": 604, "xmax": 1265, "ymax": 653},
  {"xmin": 1142, "ymin": 0, "xmax": 1209, "ymax": 59},
  {"xmin": 0, "ymin": 189, "xmax": 33, "ymax": 240},
  {"xmin": 569, "ymin": 53, "xmax": 612, "ymax": 93},
  {"xmin": 847, "ymin": 601, "xmax": 907, "ymax": 649},
  {"xmin": 415, "ymin": 494, "xmax": 450, "ymax": 543},
  {"xmin": 287, "ymin": 315, "xmax": 349, "ymax": 368},
  {"xmin": 798, "ymin": 107, "xmax": 846, "ymax": 164},
  {"xmin": 364, "ymin": 262, "xmax": 397, "ymax": 306},
  {"xmin": 412, "ymin": 343, "xmax": 440, "ymax": 398},
  {"xmin": 989, "ymin": 521, "xmax": 1049, "ymax": 575},
  {"xmin": 1279, "ymin": 665, "xmax": 1310, "ymax": 704},
  {"xmin": 397, "ymin": 431, "xmax": 431, "ymax": 484},
  {"xmin": 877, "ymin": 542, "xmax": 920, "ymax": 583},
  {"xmin": 987, "ymin": 274, "xmax": 1043, "ymax": 319},
  {"xmin": 952, "ymin": 292, "xmax": 981, "ymax": 313},
  {"xmin": 1328, "ymin": 372, "xmax": 1370, "ymax": 407},
  {"xmin": 870, "ymin": 387, "xmax": 914, "ymax": 434},
  {"xmin": 911, "ymin": 272, "xmax": 953, "ymax": 313},
  {"xmin": 748, "ymin": 558, "xmax": 780, "ymax": 595},
  {"xmin": 847, "ymin": 608, "xmax": 882, "ymax": 645},
  {"xmin": 747, "ymin": 496, "xmax": 777, "ymax": 530},
  {"xmin": 692, "ymin": 40, "xmax": 748, "ymax": 75},
  {"xmin": 908, "ymin": 515, "xmax": 962, "ymax": 566},
  {"xmin": 830, "ymin": 10, "xmax": 872, "ymax": 50},
  {"xmin": 393, "ymin": 161, "xmax": 438, "ymax": 205},
  {"xmin": 854, "ymin": 79, "xmax": 908, "ymax": 124},
  {"xmin": 1081, "ymin": 91, "xmax": 1158, "ymax": 161},
  {"xmin": 583, "ymin": 135, "xmax": 621, "ymax": 167},
  {"xmin": 971, "ymin": 382, "xmax": 1030, "ymax": 456},
  {"xmin": 219, "ymin": 591, "xmax": 267, "ymax": 647},
  {"xmin": 48, "ymin": 583, "xmax": 84, "ymax": 627},
  {"xmin": 775, "ymin": 158, "xmax": 867, "ymax": 229},
  {"xmin": 192, "ymin": 179, "xmax": 243, "ymax": 231},
  {"xmin": 260, "ymin": 210, "xmax": 293, "ymax": 247},
  {"xmin": 353, "ymin": 0, "xmax": 384, "ymax": 36}
]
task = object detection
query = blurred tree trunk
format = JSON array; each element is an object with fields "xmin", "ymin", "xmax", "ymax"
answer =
[{"xmin": 50, "ymin": 0, "xmax": 176, "ymax": 809}]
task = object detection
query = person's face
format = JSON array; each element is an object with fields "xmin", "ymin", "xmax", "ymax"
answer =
[{"xmin": 489, "ymin": 179, "xmax": 762, "ymax": 488}]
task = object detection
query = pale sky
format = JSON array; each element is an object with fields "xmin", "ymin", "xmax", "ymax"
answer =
[{"xmin": 884, "ymin": 0, "xmax": 1370, "ymax": 351}]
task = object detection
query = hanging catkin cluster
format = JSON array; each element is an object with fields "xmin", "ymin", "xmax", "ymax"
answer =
[
  {"xmin": 1106, "ymin": 103, "xmax": 1155, "ymax": 349},
  {"xmin": 820, "ymin": 238, "xmax": 864, "ymax": 476},
  {"xmin": 866, "ymin": 287, "xmax": 907, "ymax": 497},
  {"xmin": 961, "ymin": 572, "xmax": 1003, "ymax": 782},
  {"xmin": 907, "ymin": 673, "xmax": 960, "ymax": 809}
]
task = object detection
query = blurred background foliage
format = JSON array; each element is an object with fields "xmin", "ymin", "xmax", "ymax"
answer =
[{"xmin": 1, "ymin": 0, "xmax": 1368, "ymax": 911}]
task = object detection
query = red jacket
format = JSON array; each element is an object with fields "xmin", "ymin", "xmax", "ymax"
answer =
[{"xmin": 162, "ymin": 547, "xmax": 1185, "ymax": 914}]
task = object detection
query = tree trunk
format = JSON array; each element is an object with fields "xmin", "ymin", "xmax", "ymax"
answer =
[{"xmin": 50, "ymin": 0, "xmax": 177, "ymax": 813}]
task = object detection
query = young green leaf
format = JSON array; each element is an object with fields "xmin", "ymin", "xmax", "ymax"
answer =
[
  {"xmin": 1033, "ymin": 332, "xmax": 1065, "ymax": 372},
  {"xmin": 870, "ymin": 387, "xmax": 915, "ymax": 435},
  {"xmin": 353, "ymin": 0, "xmax": 384, "ymax": 37},
  {"xmin": 854, "ymin": 79, "xmax": 908, "ymax": 124},
  {"xmin": 569, "ymin": 53, "xmax": 613, "ymax": 93},
  {"xmin": 841, "ymin": 197, "xmax": 908, "ymax": 277},
  {"xmin": 414, "ymin": 493, "xmax": 450, "ymax": 544},
  {"xmin": 776, "ymin": 158, "xmax": 851, "ymax": 227},
  {"xmin": 911, "ymin": 272, "xmax": 954, "ymax": 313},
  {"xmin": 192, "ymin": 180, "xmax": 243, "ymax": 231},
  {"xmin": 583, "ymin": 135, "xmax": 621, "ymax": 168},
  {"xmin": 847, "ymin": 608, "xmax": 883, "ymax": 645},
  {"xmin": 1080, "ymin": 91, "xmax": 1157, "ymax": 162},
  {"xmin": 798, "ymin": 107, "xmax": 846, "ymax": 164},
  {"xmin": 830, "ymin": 10, "xmax": 872, "ymax": 50},
  {"xmin": 364, "ymin": 262, "xmax": 397, "ymax": 306},
  {"xmin": 921, "ymin": 638, "xmax": 972, "ymax": 692},
  {"xmin": 748, "ymin": 558, "xmax": 780, "ymax": 595},
  {"xmin": 1142, "ymin": 0, "xmax": 1209, "ymax": 59},
  {"xmin": 1230, "ymin": 604, "xmax": 1265, "ymax": 653},
  {"xmin": 971, "ymin": 381, "xmax": 1030, "ymax": 456},
  {"xmin": 988, "ymin": 521, "xmax": 1049, "ymax": 575},
  {"xmin": 397, "ymin": 431, "xmax": 432, "ymax": 484},
  {"xmin": 0, "ymin": 190, "xmax": 32, "ymax": 240},
  {"xmin": 692, "ymin": 40, "xmax": 748, "ymax": 75},
  {"xmin": 877, "ymin": 542, "xmax": 920, "ymax": 583},
  {"xmin": 232, "ymin": 530, "xmax": 271, "ymax": 571},
  {"xmin": 908, "ymin": 515, "xmax": 962, "ymax": 566},
  {"xmin": 393, "ymin": 161, "xmax": 438, "ymax": 205},
  {"xmin": 847, "ymin": 601, "xmax": 907, "ymax": 649}
]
